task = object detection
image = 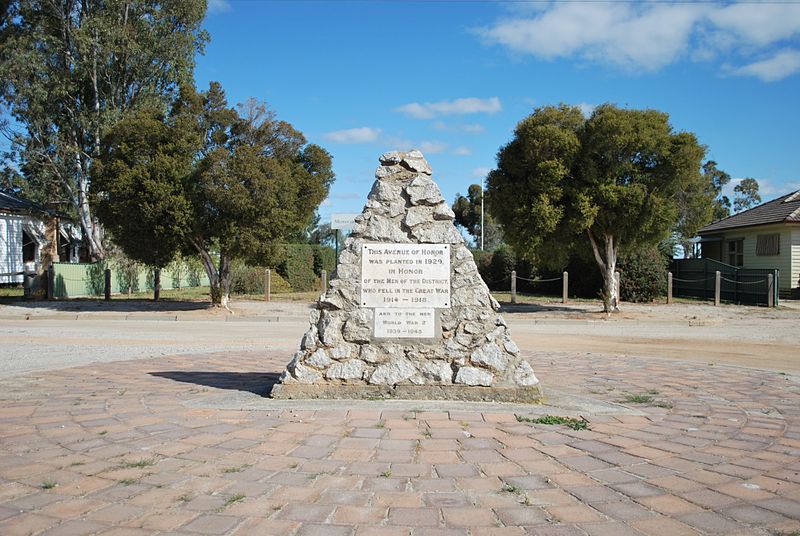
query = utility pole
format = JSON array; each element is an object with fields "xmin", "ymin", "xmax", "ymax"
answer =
[{"xmin": 480, "ymin": 179, "xmax": 485, "ymax": 251}]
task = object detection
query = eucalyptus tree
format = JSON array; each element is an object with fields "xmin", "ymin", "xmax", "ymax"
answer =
[
  {"xmin": 0, "ymin": 0, "xmax": 207, "ymax": 259},
  {"xmin": 488, "ymin": 104, "xmax": 706, "ymax": 313}
]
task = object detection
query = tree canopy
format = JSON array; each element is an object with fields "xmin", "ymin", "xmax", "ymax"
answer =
[
  {"xmin": 487, "ymin": 103, "xmax": 706, "ymax": 312},
  {"xmin": 0, "ymin": 0, "xmax": 208, "ymax": 260},
  {"xmin": 94, "ymin": 82, "xmax": 335, "ymax": 307},
  {"xmin": 734, "ymin": 177, "xmax": 761, "ymax": 213}
]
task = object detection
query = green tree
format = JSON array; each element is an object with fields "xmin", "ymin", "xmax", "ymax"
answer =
[
  {"xmin": 733, "ymin": 177, "xmax": 761, "ymax": 212},
  {"xmin": 93, "ymin": 107, "xmax": 195, "ymax": 269},
  {"xmin": 703, "ymin": 160, "xmax": 732, "ymax": 221},
  {"xmin": 488, "ymin": 103, "xmax": 706, "ymax": 313},
  {"xmin": 0, "ymin": 0, "xmax": 207, "ymax": 260},
  {"xmin": 452, "ymin": 183, "xmax": 504, "ymax": 250},
  {"xmin": 94, "ymin": 83, "xmax": 335, "ymax": 307}
]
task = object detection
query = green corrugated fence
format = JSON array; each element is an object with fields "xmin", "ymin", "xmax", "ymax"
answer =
[{"xmin": 51, "ymin": 261, "xmax": 209, "ymax": 298}]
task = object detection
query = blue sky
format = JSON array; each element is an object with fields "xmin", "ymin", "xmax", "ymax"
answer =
[{"xmin": 197, "ymin": 1, "xmax": 800, "ymax": 226}]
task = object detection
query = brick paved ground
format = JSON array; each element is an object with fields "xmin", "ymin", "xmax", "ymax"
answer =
[{"xmin": 0, "ymin": 349, "xmax": 798, "ymax": 535}]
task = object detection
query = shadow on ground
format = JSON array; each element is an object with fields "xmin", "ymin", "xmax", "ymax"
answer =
[
  {"xmin": 0, "ymin": 298, "xmax": 213, "ymax": 313},
  {"xmin": 149, "ymin": 371, "xmax": 281, "ymax": 396},
  {"xmin": 498, "ymin": 302, "xmax": 592, "ymax": 314}
]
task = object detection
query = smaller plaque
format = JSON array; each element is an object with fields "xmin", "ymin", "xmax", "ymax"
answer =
[{"xmin": 374, "ymin": 308, "xmax": 435, "ymax": 339}]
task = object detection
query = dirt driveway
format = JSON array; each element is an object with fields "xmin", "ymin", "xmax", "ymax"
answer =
[{"xmin": 0, "ymin": 297, "xmax": 797, "ymax": 376}]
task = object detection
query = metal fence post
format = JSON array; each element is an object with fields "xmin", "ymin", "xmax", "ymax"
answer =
[
  {"xmin": 562, "ymin": 271, "xmax": 568, "ymax": 304},
  {"xmin": 667, "ymin": 272, "xmax": 673, "ymax": 305},
  {"xmin": 714, "ymin": 271, "xmax": 721, "ymax": 306},
  {"xmin": 511, "ymin": 270, "xmax": 517, "ymax": 304},
  {"xmin": 47, "ymin": 265, "xmax": 55, "ymax": 300},
  {"xmin": 104, "ymin": 268, "xmax": 111, "ymax": 301},
  {"xmin": 321, "ymin": 269, "xmax": 327, "ymax": 293},
  {"xmin": 154, "ymin": 268, "xmax": 161, "ymax": 301},
  {"xmin": 264, "ymin": 269, "xmax": 271, "ymax": 302},
  {"xmin": 767, "ymin": 273, "xmax": 774, "ymax": 308}
]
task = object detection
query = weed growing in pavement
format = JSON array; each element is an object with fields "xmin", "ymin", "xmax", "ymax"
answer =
[
  {"xmin": 118, "ymin": 478, "xmax": 138, "ymax": 486},
  {"xmin": 119, "ymin": 458, "xmax": 157, "ymax": 469},
  {"xmin": 516, "ymin": 415, "xmax": 589, "ymax": 431},
  {"xmin": 41, "ymin": 480, "xmax": 57, "ymax": 489},
  {"xmin": 222, "ymin": 464, "xmax": 251, "ymax": 474},
  {"xmin": 502, "ymin": 483, "xmax": 520, "ymax": 494},
  {"xmin": 224, "ymin": 494, "xmax": 245, "ymax": 507},
  {"xmin": 380, "ymin": 470, "xmax": 392, "ymax": 478},
  {"xmin": 622, "ymin": 394, "xmax": 654, "ymax": 404}
]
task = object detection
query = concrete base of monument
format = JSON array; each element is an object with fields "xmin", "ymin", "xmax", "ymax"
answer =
[{"xmin": 269, "ymin": 383, "xmax": 543, "ymax": 404}]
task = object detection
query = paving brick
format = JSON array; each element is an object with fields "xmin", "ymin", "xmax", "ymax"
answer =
[
  {"xmin": 494, "ymin": 506, "xmax": 549, "ymax": 525},
  {"xmin": 387, "ymin": 507, "xmax": 440, "ymax": 526}
]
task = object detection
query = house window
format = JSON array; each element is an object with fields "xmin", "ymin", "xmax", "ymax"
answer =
[
  {"xmin": 22, "ymin": 230, "xmax": 36, "ymax": 263},
  {"xmin": 756, "ymin": 233, "xmax": 780, "ymax": 256},
  {"xmin": 727, "ymin": 239, "xmax": 743, "ymax": 267}
]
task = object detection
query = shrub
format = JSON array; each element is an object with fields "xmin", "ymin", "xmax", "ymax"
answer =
[
  {"xmin": 618, "ymin": 246, "xmax": 668, "ymax": 302},
  {"xmin": 229, "ymin": 262, "xmax": 292, "ymax": 295}
]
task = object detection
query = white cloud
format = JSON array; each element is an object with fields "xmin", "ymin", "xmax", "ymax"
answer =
[
  {"xmin": 432, "ymin": 121, "xmax": 485, "ymax": 134},
  {"xmin": 732, "ymin": 49, "xmax": 800, "ymax": 82},
  {"xmin": 207, "ymin": 0, "xmax": 231, "ymax": 14},
  {"xmin": 419, "ymin": 141, "xmax": 448, "ymax": 154},
  {"xmin": 477, "ymin": 2, "xmax": 800, "ymax": 79},
  {"xmin": 323, "ymin": 127, "xmax": 382, "ymax": 144},
  {"xmin": 453, "ymin": 146, "xmax": 472, "ymax": 156},
  {"xmin": 471, "ymin": 167, "xmax": 491, "ymax": 179},
  {"xmin": 395, "ymin": 97, "xmax": 502, "ymax": 119}
]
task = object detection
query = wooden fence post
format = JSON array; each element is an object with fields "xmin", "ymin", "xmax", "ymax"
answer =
[
  {"xmin": 714, "ymin": 271, "xmax": 721, "ymax": 306},
  {"xmin": 104, "ymin": 268, "xmax": 111, "ymax": 301},
  {"xmin": 510, "ymin": 270, "xmax": 517, "ymax": 304},
  {"xmin": 154, "ymin": 268, "xmax": 161, "ymax": 302},
  {"xmin": 667, "ymin": 272, "xmax": 673, "ymax": 305},
  {"xmin": 562, "ymin": 271, "xmax": 568, "ymax": 304},
  {"xmin": 264, "ymin": 269, "xmax": 271, "ymax": 302},
  {"xmin": 47, "ymin": 265, "xmax": 55, "ymax": 300},
  {"xmin": 767, "ymin": 273, "xmax": 774, "ymax": 308},
  {"xmin": 321, "ymin": 269, "xmax": 327, "ymax": 293}
]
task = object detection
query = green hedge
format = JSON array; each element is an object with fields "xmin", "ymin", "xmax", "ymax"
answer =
[{"xmin": 277, "ymin": 244, "xmax": 336, "ymax": 292}]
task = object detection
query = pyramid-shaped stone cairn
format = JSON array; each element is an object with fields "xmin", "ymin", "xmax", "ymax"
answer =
[{"xmin": 271, "ymin": 150, "xmax": 541, "ymax": 402}]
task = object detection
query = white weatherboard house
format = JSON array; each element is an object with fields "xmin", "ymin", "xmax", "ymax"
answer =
[
  {"xmin": 698, "ymin": 190, "xmax": 800, "ymax": 298},
  {"xmin": 0, "ymin": 191, "xmax": 80, "ymax": 284}
]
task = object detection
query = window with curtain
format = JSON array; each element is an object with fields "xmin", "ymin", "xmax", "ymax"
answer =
[{"xmin": 756, "ymin": 233, "xmax": 780, "ymax": 256}]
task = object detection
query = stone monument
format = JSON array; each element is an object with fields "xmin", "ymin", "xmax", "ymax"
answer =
[{"xmin": 271, "ymin": 150, "xmax": 541, "ymax": 402}]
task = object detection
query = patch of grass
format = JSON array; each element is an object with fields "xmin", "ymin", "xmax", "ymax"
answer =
[
  {"xmin": 119, "ymin": 457, "xmax": 157, "ymax": 469},
  {"xmin": 621, "ymin": 394, "xmax": 655, "ymax": 404},
  {"xmin": 516, "ymin": 414, "xmax": 589, "ymax": 431},
  {"xmin": 118, "ymin": 478, "xmax": 138, "ymax": 486},
  {"xmin": 502, "ymin": 483, "xmax": 520, "ymax": 494},
  {"xmin": 221, "ymin": 464, "xmax": 251, "ymax": 474},
  {"xmin": 224, "ymin": 493, "xmax": 245, "ymax": 507},
  {"xmin": 41, "ymin": 480, "xmax": 57, "ymax": 489}
]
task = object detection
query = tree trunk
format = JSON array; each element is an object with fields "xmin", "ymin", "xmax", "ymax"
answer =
[
  {"xmin": 218, "ymin": 254, "xmax": 231, "ymax": 309},
  {"xmin": 190, "ymin": 237, "xmax": 231, "ymax": 308},
  {"xmin": 587, "ymin": 229, "xmax": 620, "ymax": 314}
]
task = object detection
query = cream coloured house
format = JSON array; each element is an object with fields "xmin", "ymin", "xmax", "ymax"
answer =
[{"xmin": 698, "ymin": 190, "xmax": 800, "ymax": 298}]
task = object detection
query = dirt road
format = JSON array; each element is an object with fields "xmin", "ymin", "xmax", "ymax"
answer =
[{"xmin": 0, "ymin": 298, "xmax": 797, "ymax": 376}]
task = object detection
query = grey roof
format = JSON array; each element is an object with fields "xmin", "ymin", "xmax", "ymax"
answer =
[
  {"xmin": 698, "ymin": 190, "xmax": 800, "ymax": 234},
  {"xmin": 0, "ymin": 191, "xmax": 52, "ymax": 215}
]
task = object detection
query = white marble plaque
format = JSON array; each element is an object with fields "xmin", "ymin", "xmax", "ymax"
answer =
[
  {"xmin": 361, "ymin": 244, "xmax": 450, "ymax": 308},
  {"xmin": 374, "ymin": 308, "xmax": 435, "ymax": 338}
]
